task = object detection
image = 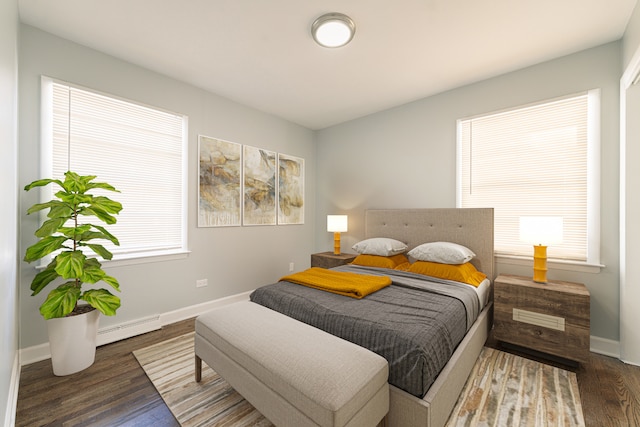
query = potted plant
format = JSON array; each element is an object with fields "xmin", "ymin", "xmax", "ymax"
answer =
[{"xmin": 23, "ymin": 171, "xmax": 123, "ymax": 376}]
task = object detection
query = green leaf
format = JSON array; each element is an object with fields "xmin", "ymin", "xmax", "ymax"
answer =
[
  {"xmin": 26, "ymin": 201, "xmax": 58, "ymax": 215},
  {"xmin": 82, "ymin": 289, "xmax": 121, "ymax": 316},
  {"xmin": 54, "ymin": 250, "xmax": 86, "ymax": 279},
  {"xmin": 58, "ymin": 225, "xmax": 91, "ymax": 240},
  {"xmin": 83, "ymin": 257, "xmax": 102, "ymax": 268},
  {"xmin": 80, "ymin": 258, "xmax": 106, "ymax": 283},
  {"xmin": 47, "ymin": 202, "xmax": 73, "ymax": 219},
  {"xmin": 76, "ymin": 230, "xmax": 110, "ymax": 243},
  {"xmin": 56, "ymin": 191, "xmax": 92, "ymax": 206},
  {"xmin": 90, "ymin": 224, "xmax": 119, "ymax": 246},
  {"xmin": 87, "ymin": 181, "xmax": 120, "ymax": 193},
  {"xmin": 80, "ymin": 206, "xmax": 117, "ymax": 224},
  {"xmin": 102, "ymin": 274, "xmax": 120, "ymax": 292},
  {"xmin": 35, "ymin": 217, "xmax": 68, "ymax": 238},
  {"xmin": 91, "ymin": 196, "xmax": 123, "ymax": 215},
  {"xmin": 24, "ymin": 178, "xmax": 64, "ymax": 192},
  {"xmin": 40, "ymin": 283, "xmax": 81, "ymax": 319},
  {"xmin": 63, "ymin": 171, "xmax": 92, "ymax": 193},
  {"xmin": 76, "ymin": 173, "xmax": 94, "ymax": 186},
  {"xmin": 30, "ymin": 262, "xmax": 60, "ymax": 296},
  {"xmin": 86, "ymin": 244, "xmax": 113, "ymax": 260},
  {"xmin": 24, "ymin": 236, "xmax": 68, "ymax": 262}
]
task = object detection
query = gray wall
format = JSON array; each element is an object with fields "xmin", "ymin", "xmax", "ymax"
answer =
[
  {"xmin": 0, "ymin": 0, "xmax": 19, "ymax": 423},
  {"xmin": 315, "ymin": 42, "xmax": 622, "ymax": 343},
  {"xmin": 18, "ymin": 25, "xmax": 316, "ymax": 348}
]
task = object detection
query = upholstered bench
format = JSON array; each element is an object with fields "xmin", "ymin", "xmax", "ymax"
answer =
[{"xmin": 195, "ymin": 301, "xmax": 389, "ymax": 427}]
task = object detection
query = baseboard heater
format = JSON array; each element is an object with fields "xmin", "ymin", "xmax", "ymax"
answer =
[{"xmin": 97, "ymin": 315, "xmax": 162, "ymax": 346}]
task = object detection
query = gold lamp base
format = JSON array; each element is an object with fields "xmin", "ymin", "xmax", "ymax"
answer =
[
  {"xmin": 532, "ymin": 244, "xmax": 548, "ymax": 283},
  {"xmin": 333, "ymin": 232, "xmax": 341, "ymax": 255}
]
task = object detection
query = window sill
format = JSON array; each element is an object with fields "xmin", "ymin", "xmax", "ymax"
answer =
[
  {"xmin": 35, "ymin": 249, "xmax": 191, "ymax": 270},
  {"xmin": 103, "ymin": 249, "xmax": 191, "ymax": 267},
  {"xmin": 496, "ymin": 254, "xmax": 604, "ymax": 274}
]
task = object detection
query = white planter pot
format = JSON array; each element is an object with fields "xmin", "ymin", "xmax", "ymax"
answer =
[{"xmin": 47, "ymin": 307, "xmax": 100, "ymax": 376}]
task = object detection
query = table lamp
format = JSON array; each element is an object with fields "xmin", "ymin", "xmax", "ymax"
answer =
[
  {"xmin": 519, "ymin": 216, "xmax": 563, "ymax": 283},
  {"xmin": 327, "ymin": 215, "xmax": 348, "ymax": 255}
]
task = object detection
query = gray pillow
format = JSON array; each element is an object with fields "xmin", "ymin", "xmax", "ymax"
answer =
[
  {"xmin": 352, "ymin": 238, "xmax": 408, "ymax": 256},
  {"xmin": 408, "ymin": 242, "xmax": 475, "ymax": 264}
]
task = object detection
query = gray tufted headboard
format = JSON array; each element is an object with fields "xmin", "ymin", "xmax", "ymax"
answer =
[{"xmin": 365, "ymin": 208, "xmax": 495, "ymax": 280}]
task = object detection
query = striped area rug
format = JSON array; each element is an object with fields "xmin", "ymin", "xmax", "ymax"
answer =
[
  {"xmin": 134, "ymin": 333, "xmax": 584, "ymax": 427},
  {"xmin": 133, "ymin": 333, "xmax": 272, "ymax": 427},
  {"xmin": 446, "ymin": 347, "xmax": 585, "ymax": 427}
]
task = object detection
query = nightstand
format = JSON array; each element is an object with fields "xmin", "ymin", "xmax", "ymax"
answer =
[
  {"xmin": 493, "ymin": 274, "xmax": 590, "ymax": 364},
  {"xmin": 310, "ymin": 252, "xmax": 357, "ymax": 269}
]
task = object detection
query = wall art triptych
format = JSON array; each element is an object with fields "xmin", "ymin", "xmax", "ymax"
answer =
[{"xmin": 198, "ymin": 135, "xmax": 304, "ymax": 227}]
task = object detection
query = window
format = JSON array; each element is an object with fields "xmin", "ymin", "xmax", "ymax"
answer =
[
  {"xmin": 457, "ymin": 90, "xmax": 600, "ymax": 264},
  {"xmin": 41, "ymin": 76, "xmax": 188, "ymax": 261}
]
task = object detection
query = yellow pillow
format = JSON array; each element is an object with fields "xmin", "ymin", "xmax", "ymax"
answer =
[
  {"xmin": 408, "ymin": 261, "xmax": 487, "ymax": 287},
  {"xmin": 394, "ymin": 262, "xmax": 411, "ymax": 272},
  {"xmin": 351, "ymin": 254, "xmax": 410, "ymax": 270}
]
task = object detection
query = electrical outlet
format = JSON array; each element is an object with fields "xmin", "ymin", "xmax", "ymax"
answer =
[
  {"xmin": 196, "ymin": 279, "xmax": 208, "ymax": 288},
  {"xmin": 289, "ymin": 262, "xmax": 294, "ymax": 272}
]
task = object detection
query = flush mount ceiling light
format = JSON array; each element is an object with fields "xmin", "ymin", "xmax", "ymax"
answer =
[{"xmin": 311, "ymin": 13, "xmax": 356, "ymax": 48}]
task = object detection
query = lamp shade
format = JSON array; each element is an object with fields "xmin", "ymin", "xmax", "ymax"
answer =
[
  {"xmin": 327, "ymin": 215, "xmax": 348, "ymax": 232},
  {"xmin": 519, "ymin": 216, "xmax": 563, "ymax": 245}
]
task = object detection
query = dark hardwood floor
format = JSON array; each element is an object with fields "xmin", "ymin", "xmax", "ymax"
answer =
[
  {"xmin": 16, "ymin": 320, "xmax": 640, "ymax": 427},
  {"xmin": 16, "ymin": 319, "xmax": 193, "ymax": 427}
]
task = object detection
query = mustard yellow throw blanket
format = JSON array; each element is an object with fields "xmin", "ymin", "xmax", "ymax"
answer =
[{"xmin": 279, "ymin": 267, "xmax": 391, "ymax": 299}]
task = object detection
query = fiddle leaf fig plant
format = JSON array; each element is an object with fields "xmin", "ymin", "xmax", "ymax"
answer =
[{"xmin": 24, "ymin": 171, "xmax": 123, "ymax": 320}]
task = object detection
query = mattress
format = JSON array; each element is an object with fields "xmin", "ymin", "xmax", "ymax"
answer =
[{"xmin": 249, "ymin": 265, "xmax": 484, "ymax": 397}]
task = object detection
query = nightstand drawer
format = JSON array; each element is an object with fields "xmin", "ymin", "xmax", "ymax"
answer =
[{"xmin": 493, "ymin": 274, "xmax": 590, "ymax": 363}]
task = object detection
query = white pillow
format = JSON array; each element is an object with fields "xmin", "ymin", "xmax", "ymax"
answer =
[
  {"xmin": 408, "ymin": 241, "xmax": 475, "ymax": 264},
  {"xmin": 352, "ymin": 238, "xmax": 408, "ymax": 256}
]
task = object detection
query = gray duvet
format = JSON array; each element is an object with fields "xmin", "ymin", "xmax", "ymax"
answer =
[{"xmin": 249, "ymin": 265, "xmax": 480, "ymax": 397}]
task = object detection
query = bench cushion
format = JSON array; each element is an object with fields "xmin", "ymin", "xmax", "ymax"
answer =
[{"xmin": 196, "ymin": 301, "xmax": 389, "ymax": 427}]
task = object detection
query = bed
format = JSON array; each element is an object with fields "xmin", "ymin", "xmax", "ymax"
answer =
[{"xmin": 251, "ymin": 208, "xmax": 494, "ymax": 427}]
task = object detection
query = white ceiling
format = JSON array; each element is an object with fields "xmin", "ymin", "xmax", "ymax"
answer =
[{"xmin": 18, "ymin": 0, "xmax": 637, "ymax": 130}]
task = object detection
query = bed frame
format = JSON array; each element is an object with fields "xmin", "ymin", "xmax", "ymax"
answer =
[{"xmin": 364, "ymin": 208, "xmax": 494, "ymax": 427}]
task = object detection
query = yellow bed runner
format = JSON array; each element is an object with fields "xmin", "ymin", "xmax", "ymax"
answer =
[{"xmin": 279, "ymin": 267, "xmax": 391, "ymax": 299}]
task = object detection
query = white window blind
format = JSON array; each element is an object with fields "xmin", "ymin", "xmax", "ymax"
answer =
[
  {"xmin": 458, "ymin": 91, "xmax": 600, "ymax": 262},
  {"xmin": 42, "ymin": 76, "xmax": 187, "ymax": 259}
]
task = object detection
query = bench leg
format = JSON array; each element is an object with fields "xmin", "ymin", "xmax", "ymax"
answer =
[{"xmin": 195, "ymin": 354, "xmax": 202, "ymax": 382}]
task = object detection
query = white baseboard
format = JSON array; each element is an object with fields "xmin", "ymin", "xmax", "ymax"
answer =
[
  {"xmin": 19, "ymin": 291, "xmax": 253, "ymax": 366},
  {"xmin": 160, "ymin": 290, "xmax": 252, "ymax": 326},
  {"xmin": 19, "ymin": 343, "xmax": 50, "ymax": 366},
  {"xmin": 590, "ymin": 335, "xmax": 621, "ymax": 359},
  {"xmin": 5, "ymin": 351, "xmax": 19, "ymax": 427}
]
